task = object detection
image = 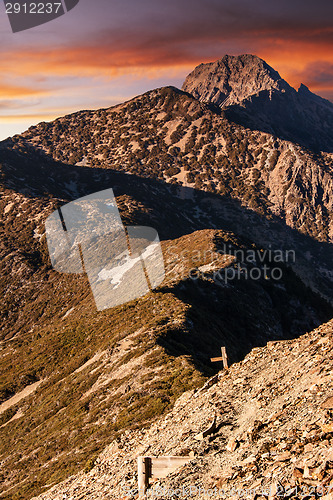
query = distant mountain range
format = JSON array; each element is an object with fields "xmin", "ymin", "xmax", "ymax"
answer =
[{"xmin": 0, "ymin": 55, "xmax": 332, "ymax": 498}]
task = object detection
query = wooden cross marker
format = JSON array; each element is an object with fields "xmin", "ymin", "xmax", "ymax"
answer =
[{"xmin": 210, "ymin": 346, "xmax": 228, "ymax": 370}]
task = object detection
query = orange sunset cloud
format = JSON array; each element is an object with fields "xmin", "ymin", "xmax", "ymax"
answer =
[
  {"xmin": 0, "ymin": 82, "xmax": 47, "ymax": 98},
  {"xmin": 1, "ymin": 26, "xmax": 332, "ymax": 97}
]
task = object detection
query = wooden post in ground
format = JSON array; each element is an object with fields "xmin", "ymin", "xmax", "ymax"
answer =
[
  {"xmin": 137, "ymin": 456, "xmax": 151, "ymax": 497},
  {"xmin": 137, "ymin": 455, "xmax": 193, "ymax": 496},
  {"xmin": 221, "ymin": 346, "xmax": 228, "ymax": 369},
  {"xmin": 210, "ymin": 346, "xmax": 228, "ymax": 370}
]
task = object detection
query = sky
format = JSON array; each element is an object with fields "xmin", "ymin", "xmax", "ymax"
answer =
[{"xmin": 0, "ymin": 0, "xmax": 332, "ymax": 140}]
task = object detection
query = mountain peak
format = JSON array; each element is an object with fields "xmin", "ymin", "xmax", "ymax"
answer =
[
  {"xmin": 182, "ymin": 54, "xmax": 333, "ymax": 152},
  {"xmin": 298, "ymin": 82, "xmax": 310, "ymax": 92},
  {"xmin": 182, "ymin": 54, "xmax": 291, "ymax": 107}
]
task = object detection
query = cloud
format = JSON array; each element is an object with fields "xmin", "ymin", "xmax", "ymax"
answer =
[
  {"xmin": 0, "ymin": 113, "xmax": 58, "ymax": 121},
  {"xmin": 1, "ymin": 0, "xmax": 332, "ymax": 79},
  {"xmin": 0, "ymin": 82, "xmax": 47, "ymax": 98},
  {"xmin": 293, "ymin": 61, "xmax": 333, "ymax": 89}
]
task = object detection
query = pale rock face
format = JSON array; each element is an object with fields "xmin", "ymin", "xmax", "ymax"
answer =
[
  {"xmin": 182, "ymin": 54, "xmax": 333, "ymax": 152},
  {"xmin": 182, "ymin": 54, "xmax": 291, "ymax": 107}
]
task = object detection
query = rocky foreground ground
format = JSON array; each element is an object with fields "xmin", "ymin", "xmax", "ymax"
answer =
[{"xmin": 32, "ymin": 319, "xmax": 333, "ymax": 500}]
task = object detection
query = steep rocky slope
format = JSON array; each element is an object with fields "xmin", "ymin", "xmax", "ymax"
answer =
[
  {"xmin": 31, "ymin": 319, "xmax": 333, "ymax": 500},
  {"xmin": 182, "ymin": 54, "xmax": 333, "ymax": 153},
  {"xmin": 182, "ymin": 54, "xmax": 290, "ymax": 107}
]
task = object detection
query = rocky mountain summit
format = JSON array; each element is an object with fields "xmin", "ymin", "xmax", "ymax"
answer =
[
  {"xmin": 182, "ymin": 55, "xmax": 290, "ymax": 107},
  {"xmin": 182, "ymin": 54, "xmax": 333, "ymax": 152},
  {"xmin": 31, "ymin": 319, "xmax": 333, "ymax": 500}
]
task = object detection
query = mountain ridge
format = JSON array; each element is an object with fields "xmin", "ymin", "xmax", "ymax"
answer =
[
  {"xmin": 10, "ymin": 83, "xmax": 333, "ymax": 300},
  {"xmin": 182, "ymin": 54, "xmax": 291, "ymax": 107}
]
